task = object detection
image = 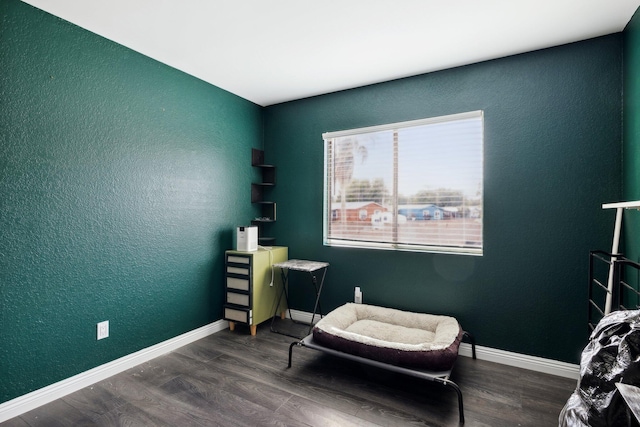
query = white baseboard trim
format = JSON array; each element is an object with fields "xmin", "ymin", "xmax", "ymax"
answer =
[
  {"xmin": 0, "ymin": 319, "xmax": 229, "ymax": 423},
  {"xmin": 458, "ymin": 343, "xmax": 580, "ymax": 379},
  {"xmin": 287, "ymin": 308, "xmax": 323, "ymax": 324},
  {"xmin": 288, "ymin": 309, "xmax": 580, "ymax": 380}
]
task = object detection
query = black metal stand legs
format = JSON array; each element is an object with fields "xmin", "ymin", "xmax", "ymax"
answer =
[
  {"xmin": 269, "ymin": 260, "xmax": 329, "ymax": 339},
  {"xmin": 287, "ymin": 331, "xmax": 477, "ymax": 425}
]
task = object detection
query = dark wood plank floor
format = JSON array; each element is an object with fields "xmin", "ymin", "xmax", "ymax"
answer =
[{"xmin": 1, "ymin": 321, "xmax": 576, "ymax": 426}]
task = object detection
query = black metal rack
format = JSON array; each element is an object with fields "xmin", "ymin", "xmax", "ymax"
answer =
[
  {"xmin": 588, "ymin": 250, "xmax": 640, "ymax": 331},
  {"xmin": 251, "ymin": 148, "xmax": 276, "ymax": 245}
]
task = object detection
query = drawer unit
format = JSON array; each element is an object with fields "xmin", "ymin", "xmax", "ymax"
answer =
[
  {"xmin": 226, "ymin": 291, "xmax": 250, "ymax": 306},
  {"xmin": 224, "ymin": 306, "xmax": 251, "ymax": 324},
  {"xmin": 226, "ymin": 276, "xmax": 250, "ymax": 292},
  {"xmin": 223, "ymin": 246, "xmax": 288, "ymax": 336}
]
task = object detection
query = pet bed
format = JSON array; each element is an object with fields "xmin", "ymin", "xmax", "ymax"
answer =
[{"xmin": 287, "ymin": 303, "xmax": 475, "ymax": 423}]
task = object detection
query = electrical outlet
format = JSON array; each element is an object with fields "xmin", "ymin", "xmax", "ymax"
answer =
[
  {"xmin": 97, "ymin": 320, "xmax": 109, "ymax": 340},
  {"xmin": 354, "ymin": 287, "xmax": 362, "ymax": 304}
]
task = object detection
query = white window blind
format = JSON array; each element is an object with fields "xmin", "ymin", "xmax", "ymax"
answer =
[{"xmin": 323, "ymin": 110, "xmax": 483, "ymax": 255}]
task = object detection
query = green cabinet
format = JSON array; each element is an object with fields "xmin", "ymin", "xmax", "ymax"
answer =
[{"xmin": 223, "ymin": 247, "xmax": 288, "ymax": 335}]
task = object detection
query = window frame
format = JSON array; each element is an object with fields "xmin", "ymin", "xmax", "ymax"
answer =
[{"xmin": 322, "ymin": 110, "xmax": 484, "ymax": 256}]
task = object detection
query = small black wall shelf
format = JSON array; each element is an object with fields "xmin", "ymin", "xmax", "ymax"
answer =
[{"xmin": 251, "ymin": 148, "xmax": 276, "ymax": 245}]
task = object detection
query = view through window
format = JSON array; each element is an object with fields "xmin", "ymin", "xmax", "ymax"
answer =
[{"xmin": 323, "ymin": 111, "xmax": 483, "ymax": 255}]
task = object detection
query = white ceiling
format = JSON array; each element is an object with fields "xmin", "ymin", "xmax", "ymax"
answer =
[{"xmin": 21, "ymin": 0, "xmax": 640, "ymax": 106}]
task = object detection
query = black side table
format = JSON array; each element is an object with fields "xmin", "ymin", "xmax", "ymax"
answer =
[{"xmin": 270, "ymin": 259, "xmax": 329, "ymax": 338}]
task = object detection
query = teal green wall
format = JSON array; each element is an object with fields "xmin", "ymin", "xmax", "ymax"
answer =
[
  {"xmin": 1, "ymin": 1, "xmax": 262, "ymax": 403},
  {"xmin": 623, "ymin": 10, "xmax": 640, "ymax": 264},
  {"xmin": 265, "ymin": 35, "xmax": 623, "ymax": 364}
]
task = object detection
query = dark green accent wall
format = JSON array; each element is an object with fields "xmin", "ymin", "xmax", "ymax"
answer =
[
  {"xmin": 265, "ymin": 35, "xmax": 623, "ymax": 364},
  {"xmin": 0, "ymin": 1, "xmax": 262, "ymax": 403},
  {"xmin": 624, "ymin": 10, "xmax": 640, "ymax": 264}
]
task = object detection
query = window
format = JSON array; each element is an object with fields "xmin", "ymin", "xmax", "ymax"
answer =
[{"xmin": 323, "ymin": 110, "xmax": 483, "ymax": 255}]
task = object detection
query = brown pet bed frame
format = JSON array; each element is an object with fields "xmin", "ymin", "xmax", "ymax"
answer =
[{"xmin": 288, "ymin": 303, "xmax": 475, "ymax": 423}]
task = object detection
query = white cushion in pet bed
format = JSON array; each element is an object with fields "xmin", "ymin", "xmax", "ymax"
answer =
[{"xmin": 312, "ymin": 303, "xmax": 463, "ymax": 371}]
